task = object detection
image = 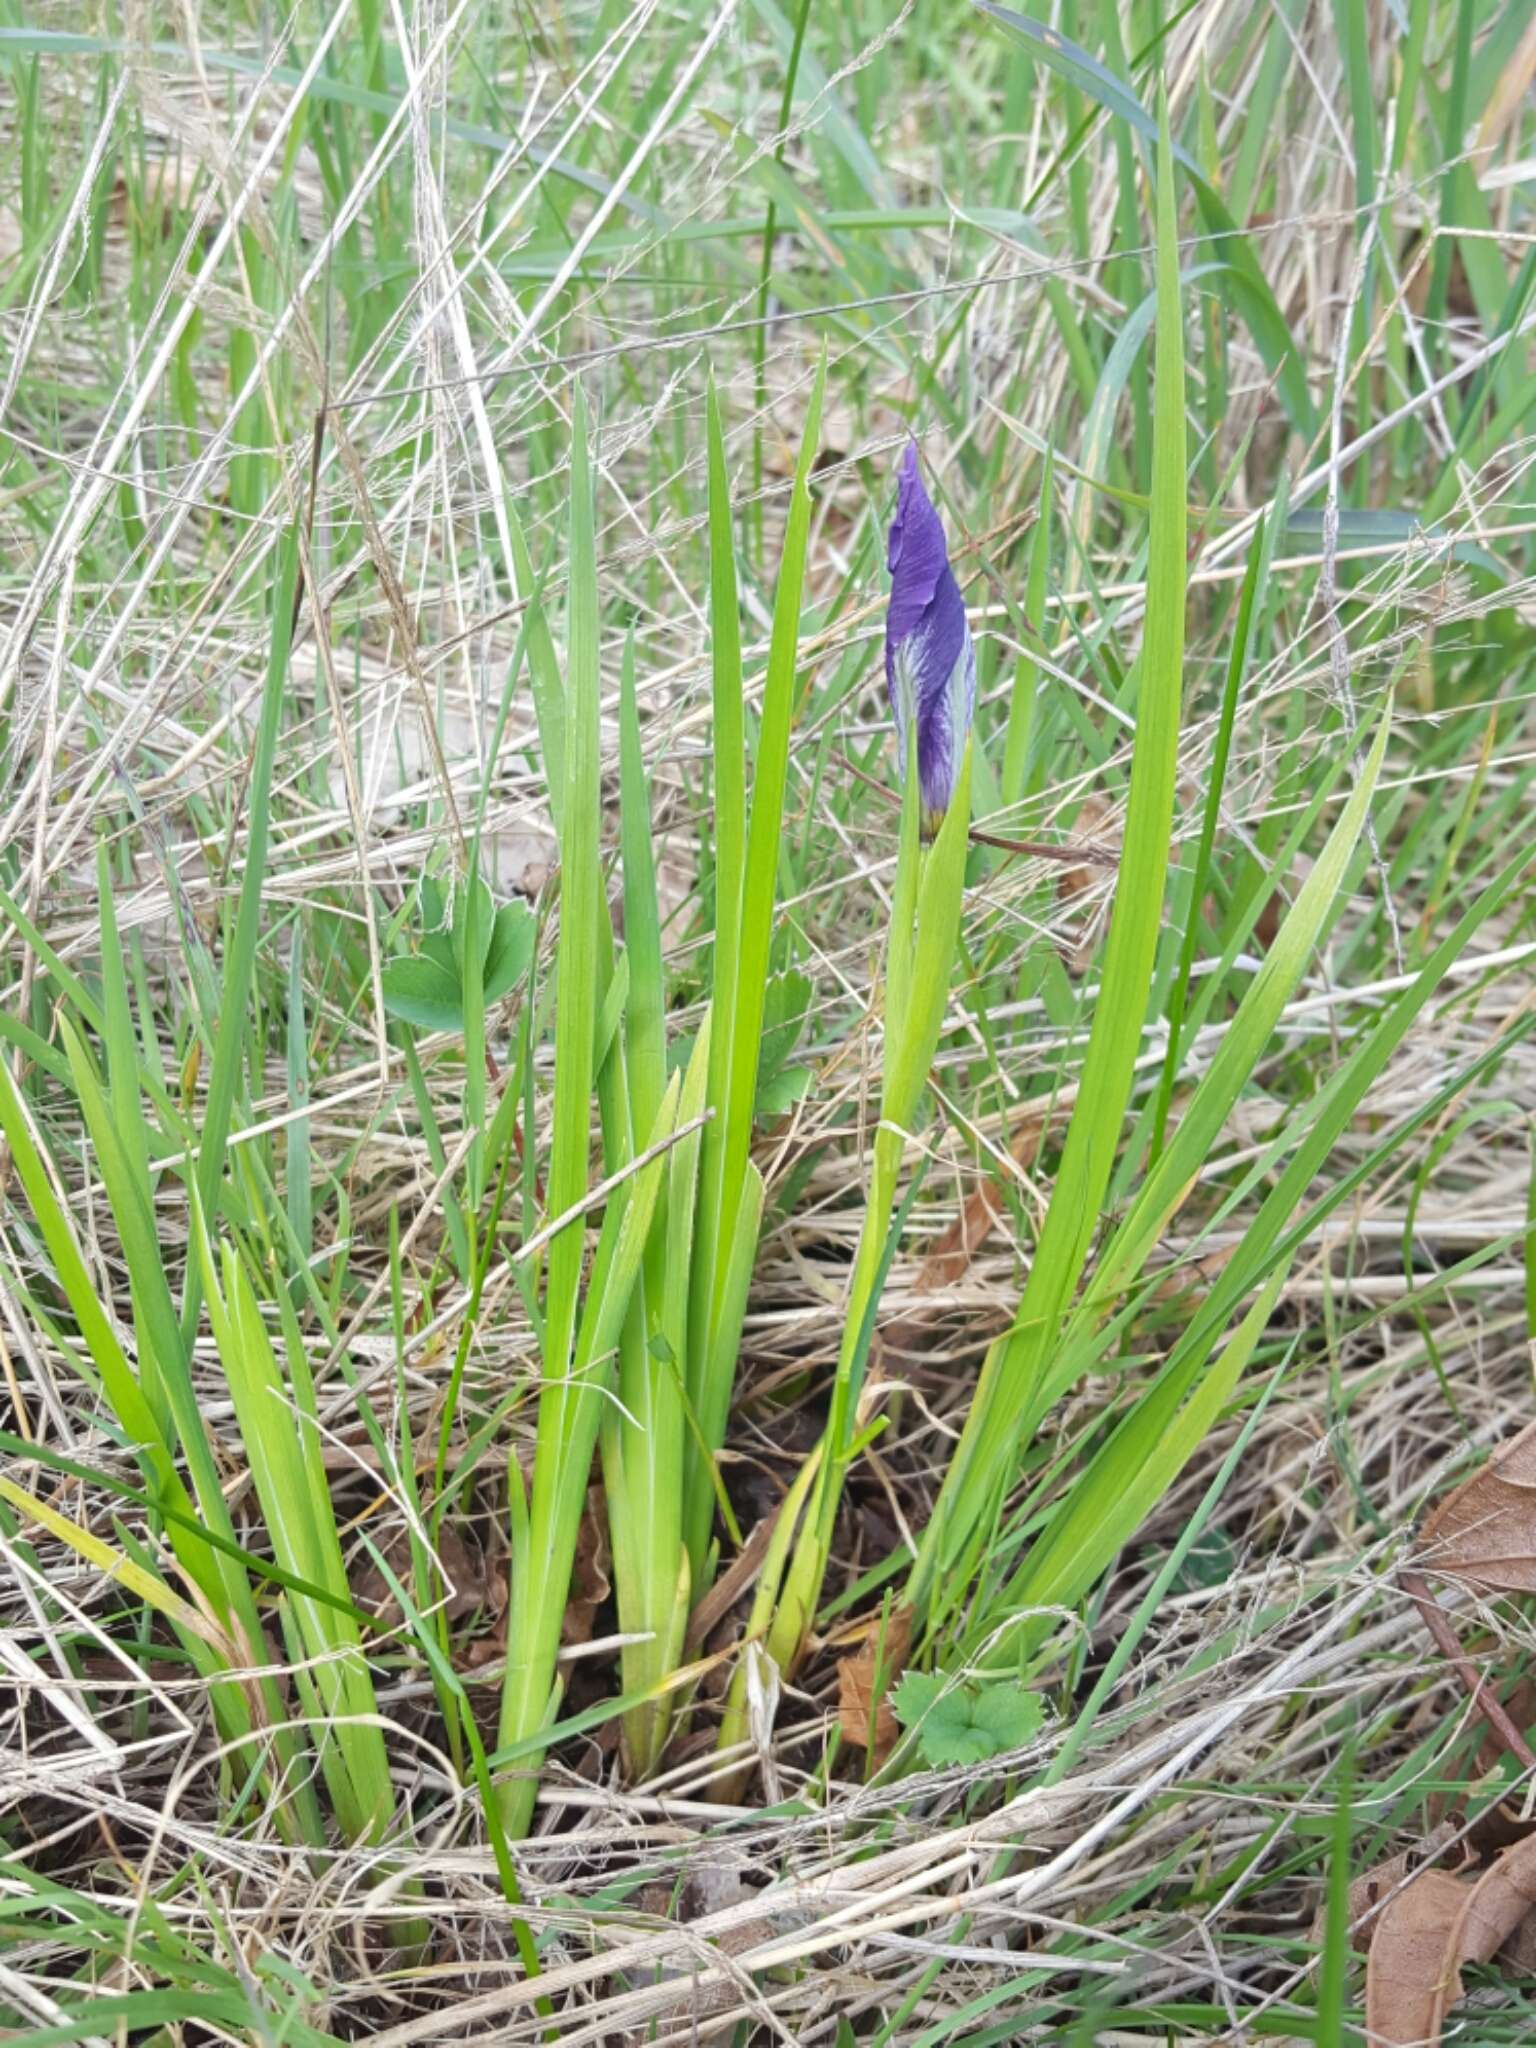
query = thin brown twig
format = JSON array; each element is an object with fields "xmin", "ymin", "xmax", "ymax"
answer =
[
  {"xmin": 1400, "ymin": 1567, "xmax": 1536, "ymax": 1772},
  {"xmin": 836, "ymin": 750, "xmax": 1118, "ymax": 865}
]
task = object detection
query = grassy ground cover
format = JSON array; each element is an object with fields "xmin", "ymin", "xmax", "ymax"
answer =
[{"xmin": 1, "ymin": 1, "xmax": 1535, "ymax": 2040}]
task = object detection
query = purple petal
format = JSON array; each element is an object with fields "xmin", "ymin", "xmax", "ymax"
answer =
[{"xmin": 884, "ymin": 444, "xmax": 975, "ymax": 827}]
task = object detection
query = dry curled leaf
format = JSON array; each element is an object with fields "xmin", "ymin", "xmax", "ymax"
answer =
[
  {"xmin": 353, "ymin": 1519, "xmax": 484, "ymax": 1625},
  {"xmin": 631, "ymin": 1855, "xmax": 775, "ymax": 2024},
  {"xmin": 1366, "ymin": 1833, "xmax": 1536, "ymax": 2044},
  {"xmin": 836, "ymin": 1605, "xmax": 913, "ymax": 1768},
  {"xmin": 1057, "ymin": 795, "xmax": 1115, "ymax": 908},
  {"xmin": 1461, "ymin": 1678, "xmax": 1536, "ymax": 1855},
  {"xmin": 685, "ymin": 1512, "xmax": 777, "ymax": 1656},
  {"xmin": 912, "ymin": 1175, "xmax": 1008, "ymax": 1297},
  {"xmin": 1420, "ymin": 1419, "xmax": 1536, "ymax": 1593},
  {"xmin": 1455, "ymin": 1835, "xmax": 1536, "ymax": 1986},
  {"xmin": 562, "ymin": 1487, "xmax": 611, "ymax": 1648},
  {"xmin": 910, "ymin": 1112, "xmax": 1050, "ymax": 1298},
  {"xmin": 1319, "ymin": 1826, "xmax": 1461, "ymax": 1957},
  {"xmin": 1367, "ymin": 1868, "xmax": 1476, "ymax": 2044}
]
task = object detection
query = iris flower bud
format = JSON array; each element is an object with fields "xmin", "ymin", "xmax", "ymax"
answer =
[{"xmin": 884, "ymin": 443, "xmax": 975, "ymax": 836}]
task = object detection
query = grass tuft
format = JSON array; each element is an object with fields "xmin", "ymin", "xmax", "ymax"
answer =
[{"xmin": 1, "ymin": 5, "xmax": 1534, "ymax": 2040}]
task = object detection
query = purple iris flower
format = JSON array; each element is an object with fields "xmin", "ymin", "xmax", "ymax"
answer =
[{"xmin": 884, "ymin": 442, "xmax": 975, "ymax": 836}]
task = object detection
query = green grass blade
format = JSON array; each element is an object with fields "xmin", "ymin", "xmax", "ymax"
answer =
[
  {"xmin": 910, "ymin": 84, "xmax": 1187, "ymax": 1616},
  {"xmin": 1088, "ymin": 706, "xmax": 1391, "ymax": 1325},
  {"xmin": 685, "ymin": 352, "xmax": 826, "ymax": 1584},
  {"xmin": 1001, "ymin": 449, "xmax": 1053, "ymax": 809},
  {"xmin": 997, "ymin": 1262, "xmax": 1291, "ymax": 1630},
  {"xmin": 542, "ymin": 386, "xmax": 603, "ymax": 1391},
  {"xmin": 197, "ymin": 1223, "xmax": 393, "ymax": 1845},
  {"xmin": 285, "ymin": 921, "xmax": 313, "ymax": 1300},
  {"xmin": 979, "ymin": 2, "xmax": 1315, "ymax": 436},
  {"xmin": 498, "ymin": 1076, "xmax": 680, "ymax": 1836},
  {"xmin": 709, "ymin": 350, "xmax": 825, "ymax": 1315},
  {"xmin": 618, "ymin": 630, "xmax": 665, "ymax": 1145},
  {"xmin": 1148, "ymin": 512, "xmax": 1271, "ymax": 1157},
  {"xmin": 180, "ymin": 519, "xmax": 301, "ymax": 1341}
]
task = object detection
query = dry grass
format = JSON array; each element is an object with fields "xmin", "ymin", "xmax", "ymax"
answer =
[{"xmin": 2, "ymin": 2, "xmax": 1535, "ymax": 2040}]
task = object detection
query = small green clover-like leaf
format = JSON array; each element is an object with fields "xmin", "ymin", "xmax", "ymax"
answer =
[
  {"xmin": 1164, "ymin": 1529, "xmax": 1235, "ymax": 1595},
  {"xmin": 760, "ymin": 970, "xmax": 811, "ymax": 1085},
  {"xmin": 380, "ymin": 955, "xmax": 464, "ymax": 1034},
  {"xmin": 483, "ymin": 901, "xmax": 535, "ymax": 1003},
  {"xmin": 912, "ymin": 1697, "xmax": 996, "ymax": 1767},
  {"xmin": 889, "ymin": 1670, "xmax": 946, "ymax": 1728},
  {"xmin": 967, "ymin": 1682, "xmax": 1044, "ymax": 1753},
  {"xmin": 756, "ymin": 1062, "xmax": 812, "ymax": 1118},
  {"xmin": 450, "ymin": 874, "xmax": 496, "ymax": 976},
  {"xmin": 419, "ymin": 874, "xmax": 447, "ymax": 932},
  {"xmin": 384, "ymin": 874, "xmax": 534, "ymax": 1034},
  {"xmin": 891, "ymin": 1673, "xmax": 1043, "ymax": 1768}
]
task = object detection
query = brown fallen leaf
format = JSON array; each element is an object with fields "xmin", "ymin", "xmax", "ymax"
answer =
[
  {"xmin": 1057, "ymin": 796, "xmax": 1118, "ymax": 970},
  {"xmin": 1405, "ymin": 234, "xmax": 1477, "ymax": 322},
  {"xmin": 461, "ymin": 1488, "xmax": 607, "ymax": 1671},
  {"xmin": 460, "ymin": 1608, "xmax": 504, "ymax": 1671},
  {"xmin": 1056, "ymin": 794, "xmax": 1116, "ymax": 907},
  {"xmin": 1500, "ymin": 1905, "xmax": 1536, "ymax": 1975},
  {"xmin": 353, "ymin": 1519, "xmax": 485, "ymax": 1625},
  {"xmin": 1401, "ymin": 1567, "xmax": 1536, "ymax": 1779},
  {"xmin": 836, "ymin": 1604, "xmax": 913, "ymax": 1769},
  {"xmin": 910, "ymin": 1111, "xmax": 1051, "ymax": 1299},
  {"xmin": 1325, "ymin": 1828, "xmax": 1462, "ymax": 1956},
  {"xmin": 1367, "ymin": 1833, "xmax": 1536, "ymax": 2045},
  {"xmin": 1461, "ymin": 1678, "xmax": 1536, "ymax": 1855},
  {"xmin": 685, "ymin": 1511, "xmax": 778, "ymax": 1655},
  {"xmin": 1446, "ymin": 1833, "xmax": 1536, "ymax": 1998},
  {"xmin": 562, "ymin": 1486, "xmax": 611, "ymax": 1648},
  {"xmin": 1475, "ymin": 1679, "xmax": 1536, "ymax": 1776},
  {"xmin": 1367, "ymin": 1868, "xmax": 1476, "ymax": 2045},
  {"xmin": 633, "ymin": 1855, "xmax": 774, "ymax": 2023},
  {"xmin": 861, "ymin": 1106, "xmax": 1058, "ymax": 1388},
  {"xmin": 912, "ymin": 1176, "xmax": 1007, "ymax": 1296},
  {"xmin": 1420, "ymin": 1419, "xmax": 1536, "ymax": 1593}
]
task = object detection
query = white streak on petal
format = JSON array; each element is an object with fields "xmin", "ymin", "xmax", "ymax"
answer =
[{"xmin": 892, "ymin": 628, "xmax": 928, "ymax": 772}]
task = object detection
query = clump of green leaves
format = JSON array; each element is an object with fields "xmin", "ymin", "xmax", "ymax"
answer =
[
  {"xmin": 891, "ymin": 1672, "xmax": 1045, "ymax": 1768},
  {"xmin": 381, "ymin": 870, "xmax": 535, "ymax": 1036}
]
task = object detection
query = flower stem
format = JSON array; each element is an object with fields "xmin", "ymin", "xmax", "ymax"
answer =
[{"xmin": 764, "ymin": 1128, "xmax": 902, "ymax": 1674}]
